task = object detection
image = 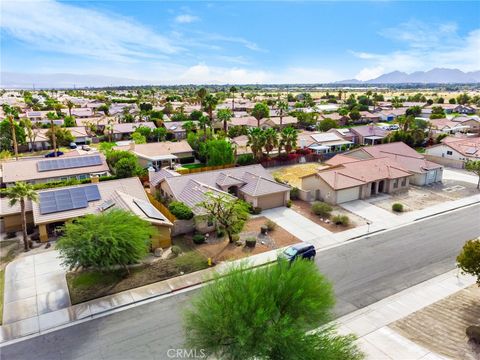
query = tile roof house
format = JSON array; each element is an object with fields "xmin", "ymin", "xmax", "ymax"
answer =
[
  {"xmin": 425, "ymin": 136, "xmax": 480, "ymax": 169},
  {"xmin": 297, "ymin": 131, "xmax": 353, "ymax": 154},
  {"xmin": 343, "ymin": 142, "xmax": 443, "ymax": 185},
  {"xmin": 155, "ymin": 164, "xmax": 291, "ymax": 213},
  {"xmin": 1, "ymin": 154, "xmax": 110, "ymax": 187},
  {"xmin": 163, "ymin": 121, "xmax": 198, "ymax": 139},
  {"xmin": 1, "ymin": 177, "xmax": 172, "ymax": 247},
  {"xmin": 114, "ymin": 141, "xmax": 194, "ymax": 170},
  {"xmin": 301, "ymin": 157, "xmax": 412, "ymax": 204},
  {"xmin": 108, "ymin": 122, "xmax": 157, "ymax": 141},
  {"xmin": 350, "ymin": 125, "xmax": 389, "ymax": 145}
]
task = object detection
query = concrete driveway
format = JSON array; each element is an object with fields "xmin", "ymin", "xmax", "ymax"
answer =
[
  {"xmin": 443, "ymin": 168, "xmax": 479, "ymax": 185},
  {"xmin": 340, "ymin": 200, "xmax": 401, "ymax": 227},
  {"xmin": 262, "ymin": 207, "xmax": 331, "ymax": 242},
  {"xmin": 3, "ymin": 250, "xmax": 70, "ymax": 325}
]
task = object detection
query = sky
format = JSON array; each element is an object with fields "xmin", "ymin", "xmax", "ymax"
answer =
[{"xmin": 1, "ymin": 0, "xmax": 479, "ymax": 85}]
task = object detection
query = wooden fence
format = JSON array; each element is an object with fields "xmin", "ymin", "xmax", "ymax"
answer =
[
  {"xmin": 146, "ymin": 192, "xmax": 177, "ymax": 223},
  {"xmin": 176, "ymin": 163, "xmax": 235, "ymax": 175}
]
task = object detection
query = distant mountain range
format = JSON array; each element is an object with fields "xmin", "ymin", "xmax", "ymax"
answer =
[
  {"xmin": 1, "ymin": 68, "xmax": 480, "ymax": 89},
  {"xmin": 336, "ymin": 68, "xmax": 480, "ymax": 84}
]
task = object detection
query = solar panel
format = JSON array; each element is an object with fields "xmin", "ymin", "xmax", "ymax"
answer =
[
  {"xmin": 98, "ymin": 199, "xmax": 115, "ymax": 212},
  {"xmin": 37, "ymin": 155, "xmax": 103, "ymax": 172},
  {"xmin": 465, "ymin": 147, "xmax": 478, "ymax": 155},
  {"xmin": 39, "ymin": 185, "xmax": 101, "ymax": 215},
  {"xmin": 133, "ymin": 199, "xmax": 167, "ymax": 221}
]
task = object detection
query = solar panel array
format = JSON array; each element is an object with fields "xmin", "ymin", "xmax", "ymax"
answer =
[
  {"xmin": 133, "ymin": 199, "xmax": 167, "ymax": 221},
  {"xmin": 37, "ymin": 155, "xmax": 103, "ymax": 172},
  {"xmin": 98, "ymin": 199, "xmax": 115, "ymax": 212},
  {"xmin": 39, "ymin": 185, "xmax": 101, "ymax": 215},
  {"xmin": 465, "ymin": 147, "xmax": 478, "ymax": 155}
]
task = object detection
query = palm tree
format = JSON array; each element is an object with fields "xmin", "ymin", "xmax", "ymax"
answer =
[
  {"xmin": 217, "ymin": 108, "xmax": 233, "ymax": 132},
  {"xmin": 230, "ymin": 86, "xmax": 237, "ymax": 111},
  {"xmin": 276, "ymin": 100, "xmax": 289, "ymax": 127},
  {"xmin": 182, "ymin": 121, "xmax": 197, "ymax": 134},
  {"xmin": 263, "ymin": 128, "xmax": 278, "ymax": 158},
  {"xmin": 66, "ymin": 100, "xmax": 75, "ymax": 117},
  {"xmin": 49, "ymin": 119, "xmax": 58, "ymax": 156},
  {"xmin": 2, "ymin": 182, "xmax": 38, "ymax": 252},
  {"xmin": 252, "ymin": 102, "xmax": 270, "ymax": 128},
  {"xmin": 197, "ymin": 87, "xmax": 207, "ymax": 105},
  {"xmin": 198, "ymin": 115, "xmax": 210, "ymax": 133},
  {"xmin": 280, "ymin": 127, "xmax": 298, "ymax": 154},
  {"xmin": 247, "ymin": 127, "xmax": 266, "ymax": 161},
  {"xmin": 202, "ymin": 94, "xmax": 218, "ymax": 129},
  {"xmin": 7, "ymin": 114, "xmax": 19, "ymax": 160},
  {"xmin": 397, "ymin": 115, "xmax": 414, "ymax": 132}
]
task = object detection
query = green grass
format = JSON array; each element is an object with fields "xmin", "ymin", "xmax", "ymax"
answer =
[
  {"xmin": 179, "ymin": 163, "xmax": 205, "ymax": 170},
  {"xmin": 0, "ymin": 269, "xmax": 4, "ymax": 325},
  {"xmin": 69, "ymin": 270, "xmax": 124, "ymax": 289}
]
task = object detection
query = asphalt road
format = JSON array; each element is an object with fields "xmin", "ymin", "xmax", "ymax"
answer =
[{"xmin": 2, "ymin": 204, "xmax": 479, "ymax": 360}]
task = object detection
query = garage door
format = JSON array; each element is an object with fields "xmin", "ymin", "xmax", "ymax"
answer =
[
  {"xmin": 426, "ymin": 170, "xmax": 436, "ymax": 184},
  {"xmin": 336, "ymin": 187, "xmax": 360, "ymax": 204},
  {"xmin": 257, "ymin": 193, "xmax": 285, "ymax": 209}
]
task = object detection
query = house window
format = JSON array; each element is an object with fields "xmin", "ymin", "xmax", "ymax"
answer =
[
  {"xmin": 446, "ymin": 151, "xmax": 453, "ymax": 155},
  {"xmin": 401, "ymin": 178, "xmax": 407, "ymax": 186},
  {"xmin": 393, "ymin": 179, "xmax": 399, "ymax": 189}
]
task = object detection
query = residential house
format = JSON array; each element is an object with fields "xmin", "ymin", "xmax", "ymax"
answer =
[
  {"xmin": 428, "ymin": 118, "xmax": 471, "ymax": 135},
  {"xmin": 1, "ymin": 154, "xmax": 110, "ymax": 187},
  {"xmin": 62, "ymin": 108, "xmax": 94, "ymax": 118},
  {"xmin": 425, "ymin": 136, "xmax": 480, "ymax": 168},
  {"xmin": 301, "ymin": 157, "xmax": 412, "ymax": 204},
  {"xmin": 359, "ymin": 111, "xmax": 381, "ymax": 124},
  {"xmin": 0, "ymin": 177, "xmax": 173, "ymax": 246},
  {"xmin": 320, "ymin": 113, "xmax": 349, "ymax": 126},
  {"xmin": 343, "ymin": 142, "xmax": 443, "ymax": 185},
  {"xmin": 108, "ymin": 122, "xmax": 157, "ymax": 141},
  {"xmin": 114, "ymin": 141, "xmax": 194, "ymax": 169},
  {"xmin": 262, "ymin": 116, "xmax": 298, "ymax": 128},
  {"xmin": 379, "ymin": 108, "xmax": 407, "ymax": 122},
  {"xmin": 327, "ymin": 128, "xmax": 358, "ymax": 143},
  {"xmin": 298, "ymin": 131, "xmax": 353, "ymax": 154},
  {"xmin": 164, "ymin": 121, "xmax": 198, "ymax": 140},
  {"xmin": 349, "ymin": 125, "xmax": 389, "ymax": 145}
]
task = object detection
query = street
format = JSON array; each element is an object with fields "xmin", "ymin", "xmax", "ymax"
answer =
[{"xmin": 2, "ymin": 204, "xmax": 479, "ymax": 360}]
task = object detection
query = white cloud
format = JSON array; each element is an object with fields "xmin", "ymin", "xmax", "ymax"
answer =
[
  {"xmin": 1, "ymin": 0, "xmax": 181, "ymax": 63},
  {"xmin": 353, "ymin": 20, "xmax": 480, "ymax": 80},
  {"xmin": 174, "ymin": 14, "xmax": 199, "ymax": 24}
]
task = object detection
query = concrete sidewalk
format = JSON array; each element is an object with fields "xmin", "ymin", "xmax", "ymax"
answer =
[{"xmin": 332, "ymin": 269, "xmax": 475, "ymax": 359}]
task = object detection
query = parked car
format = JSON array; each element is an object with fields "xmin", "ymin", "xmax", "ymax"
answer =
[
  {"xmin": 305, "ymin": 125, "xmax": 316, "ymax": 131},
  {"xmin": 280, "ymin": 243, "xmax": 316, "ymax": 262},
  {"xmin": 81, "ymin": 145, "xmax": 91, "ymax": 151},
  {"xmin": 388, "ymin": 124, "xmax": 400, "ymax": 130},
  {"xmin": 44, "ymin": 151, "xmax": 64, "ymax": 157},
  {"xmin": 69, "ymin": 142, "xmax": 77, "ymax": 149}
]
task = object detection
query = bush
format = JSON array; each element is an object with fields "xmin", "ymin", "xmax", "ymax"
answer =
[
  {"xmin": 392, "ymin": 203, "xmax": 404, "ymax": 212},
  {"xmin": 286, "ymin": 200, "xmax": 292, "ymax": 208},
  {"xmin": 216, "ymin": 228, "xmax": 226, "ymax": 239},
  {"xmin": 237, "ymin": 154, "xmax": 256, "ymax": 166},
  {"xmin": 171, "ymin": 245, "xmax": 182, "ymax": 256},
  {"xmin": 332, "ymin": 214, "xmax": 350, "ymax": 226},
  {"xmin": 192, "ymin": 234, "xmax": 206, "ymax": 244},
  {"xmin": 231, "ymin": 234, "xmax": 240, "ymax": 242},
  {"xmin": 245, "ymin": 237, "xmax": 257, "ymax": 248},
  {"xmin": 251, "ymin": 207, "xmax": 262, "ymax": 215},
  {"xmin": 265, "ymin": 220, "xmax": 276, "ymax": 231},
  {"xmin": 311, "ymin": 202, "xmax": 332, "ymax": 218},
  {"xmin": 169, "ymin": 201, "xmax": 194, "ymax": 220},
  {"xmin": 178, "ymin": 156, "xmax": 196, "ymax": 165},
  {"xmin": 290, "ymin": 187, "xmax": 300, "ymax": 200}
]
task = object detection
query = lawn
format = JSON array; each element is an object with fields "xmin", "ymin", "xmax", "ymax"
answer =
[
  {"xmin": 272, "ymin": 163, "xmax": 328, "ymax": 188},
  {"xmin": 179, "ymin": 163, "xmax": 205, "ymax": 170},
  {"xmin": 66, "ymin": 237, "xmax": 208, "ymax": 304}
]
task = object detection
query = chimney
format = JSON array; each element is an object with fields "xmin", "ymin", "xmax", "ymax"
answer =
[
  {"xmin": 148, "ymin": 166, "xmax": 156, "ymax": 193},
  {"xmin": 91, "ymin": 174, "xmax": 100, "ymax": 183}
]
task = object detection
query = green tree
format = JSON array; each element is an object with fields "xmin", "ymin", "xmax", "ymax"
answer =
[
  {"xmin": 152, "ymin": 127, "xmax": 167, "ymax": 142},
  {"xmin": 46, "ymin": 126, "xmax": 74, "ymax": 149},
  {"xmin": 202, "ymin": 94, "xmax": 219, "ymax": 127},
  {"xmin": 263, "ymin": 128, "xmax": 278, "ymax": 157},
  {"xmin": 197, "ymin": 115, "xmax": 210, "ymax": 132},
  {"xmin": 115, "ymin": 156, "xmax": 141, "ymax": 178},
  {"xmin": 189, "ymin": 110, "xmax": 203, "ymax": 121},
  {"xmin": 406, "ymin": 106, "xmax": 422, "ymax": 118},
  {"xmin": 197, "ymin": 87, "xmax": 207, "ymax": 105},
  {"xmin": 56, "ymin": 209, "xmax": 154, "ymax": 272},
  {"xmin": 184, "ymin": 259, "xmax": 363, "ymax": 360},
  {"xmin": 280, "ymin": 126, "xmax": 298, "ymax": 154},
  {"xmin": 217, "ymin": 108, "xmax": 233, "ymax": 132},
  {"xmin": 456, "ymin": 93, "xmax": 470, "ymax": 105},
  {"xmin": 201, "ymin": 139, "xmax": 235, "ymax": 166},
  {"xmin": 252, "ymin": 102, "xmax": 270, "ymax": 127},
  {"xmin": 182, "ymin": 121, "xmax": 197, "ymax": 134},
  {"xmin": 168, "ymin": 201, "xmax": 194, "ymax": 220},
  {"xmin": 317, "ymin": 118, "xmax": 338, "ymax": 132},
  {"xmin": 349, "ymin": 110, "xmax": 361, "ymax": 122},
  {"xmin": 449, "ymin": 98, "xmax": 456, "ymax": 104},
  {"xmin": 465, "ymin": 160, "xmax": 480, "ymax": 189},
  {"xmin": 2, "ymin": 182, "xmax": 38, "ymax": 252},
  {"xmin": 131, "ymin": 132, "xmax": 147, "ymax": 144},
  {"xmin": 197, "ymin": 192, "xmax": 249, "ymax": 243},
  {"xmin": 63, "ymin": 116, "xmax": 76, "ymax": 127},
  {"xmin": 457, "ymin": 239, "xmax": 480, "ymax": 285},
  {"xmin": 230, "ymin": 86, "xmax": 237, "ymax": 111},
  {"xmin": 66, "ymin": 100, "xmax": 75, "ymax": 117},
  {"xmin": 247, "ymin": 127, "xmax": 266, "ymax": 160},
  {"xmin": 276, "ymin": 100, "xmax": 289, "ymax": 127}
]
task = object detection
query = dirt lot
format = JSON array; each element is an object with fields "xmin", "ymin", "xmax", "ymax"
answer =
[
  {"xmin": 370, "ymin": 180, "xmax": 479, "ymax": 213},
  {"xmin": 270, "ymin": 163, "xmax": 328, "ymax": 188},
  {"xmin": 190, "ymin": 217, "xmax": 299, "ymax": 262},
  {"xmin": 290, "ymin": 200, "xmax": 367, "ymax": 232},
  {"xmin": 390, "ymin": 285, "xmax": 480, "ymax": 360}
]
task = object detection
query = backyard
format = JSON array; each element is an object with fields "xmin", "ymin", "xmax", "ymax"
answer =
[{"xmin": 271, "ymin": 163, "xmax": 327, "ymax": 188}]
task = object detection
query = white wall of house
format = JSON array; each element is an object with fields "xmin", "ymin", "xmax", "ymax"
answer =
[
  {"xmin": 425, "ymin": 145, "xmax": 470, "ymax": 168},
  {"xmin": 336, "ymin": 187, "xmax": 360, "ymax": 203}
]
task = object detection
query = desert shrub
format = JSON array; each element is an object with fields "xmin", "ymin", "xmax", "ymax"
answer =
[
  {"xmin": 332, "ymin": 214, "xmax": 350, "ymax": 226},
  {"xmin": 171, "ymin": 245, "xmax": 182, "ymax": 256},
  {"xmin": 286, "ymin": 200, "xmax": 292, "ymax": 208},
  {"xmin": 311, "ymin": 202, "xmax": 332, "ymax": 218},
  {"xmin": 169, "ymin": 201, "xmax": 194, "ymax": 220},
  {"xmin": 245, "ymin": 237, "xmax": 257, "ymax": 248},
  {"xmin": 192, "ymin": 234, "xmax": 206, "ymax": 244},
  {"xmin": 231, "ymin": 234, "xmax": 240, "ymax": 242},
  {"xmin": 290, "ymin": 187, "xmax": 300, "ymax": 200},
  {"xmin": 265, "ymin": 219, "xmax": 277, "ymax": 231},
  {"xmin": 392, "ymin": 203, "xmax": 404, "ymax": 212}
]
